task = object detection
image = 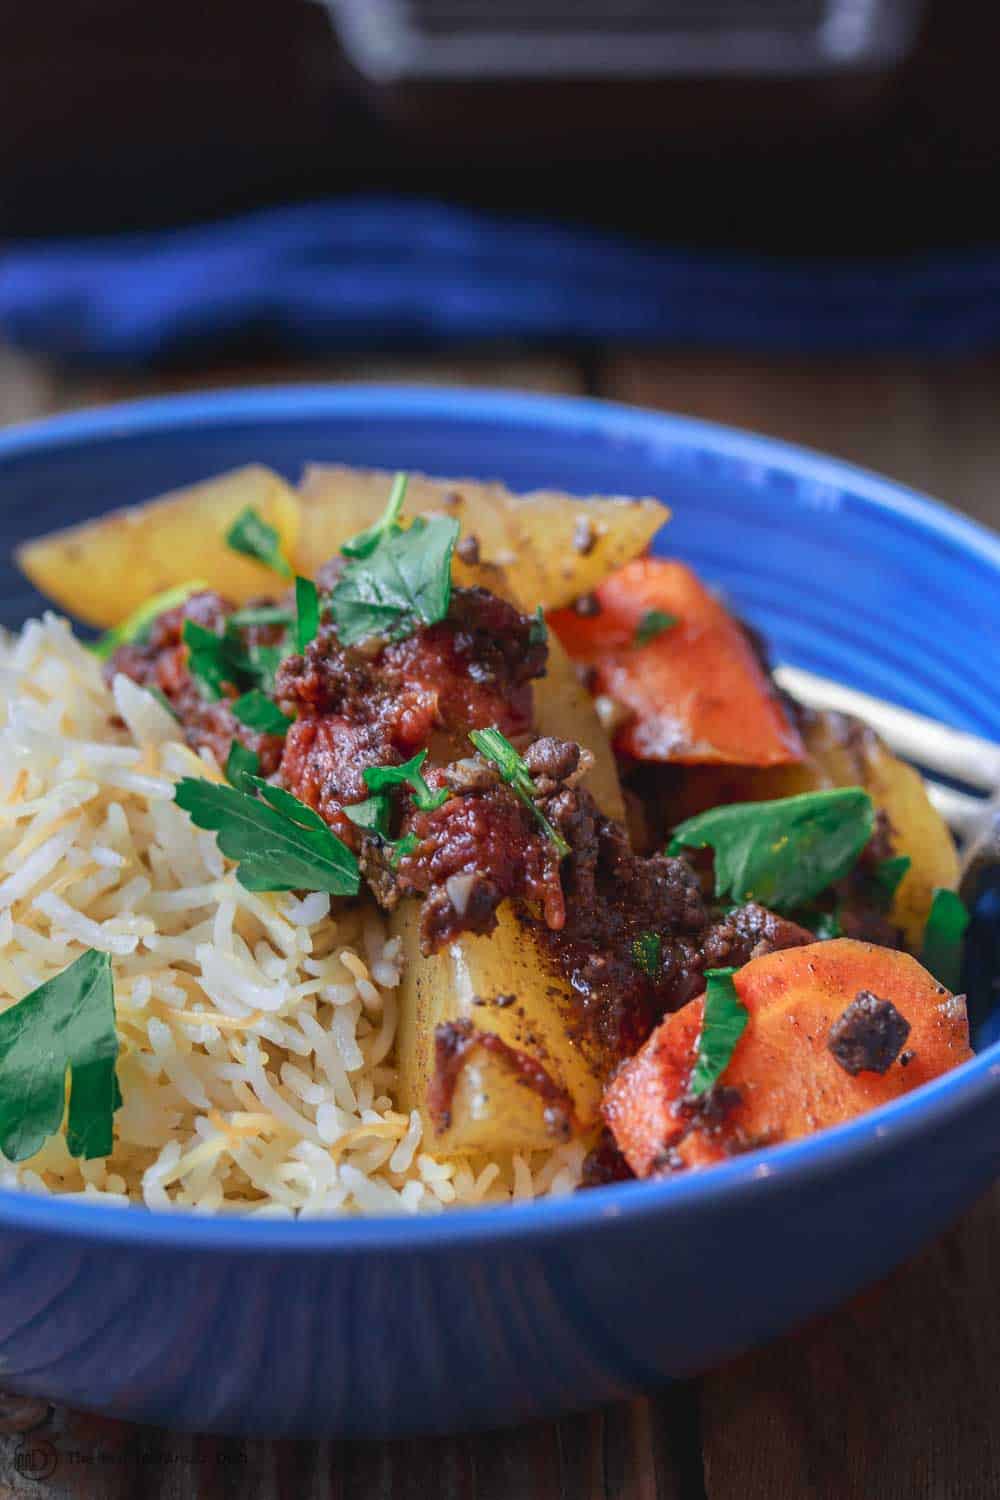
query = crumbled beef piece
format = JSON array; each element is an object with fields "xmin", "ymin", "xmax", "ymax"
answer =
[
  {"xmin": 455, "ymin": 533, "xmax": 480, "ymax": 565},
  {"xmin": 581, "ymin": 1129, "xmax": 634, "ymax": 1187},
  {"xmin": 395, "ymin": 781, "xmax": 563, "ymax": 952},
  {"xmin": 827, "ymin": 990, "xmax": 911, "ymax": 1076},
  {"xmin": 523, "ymin": 736, "xmax": 582, "ymax": 792},
  {"xmin": 107, "ymin": 589, "xmax": 287, "ymax": 775}
]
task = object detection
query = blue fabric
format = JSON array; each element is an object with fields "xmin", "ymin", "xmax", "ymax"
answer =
[{"xmin": 3, "ymin": 194, "xmax": 1000, "ymax": 362}]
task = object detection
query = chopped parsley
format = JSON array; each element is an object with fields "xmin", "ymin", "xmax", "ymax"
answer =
[
  {"xmin": 528, "ymin": 606, "xmax": 548, "ymax": 647},
  {"xmin": 329, "ymin": 472, "xmax": 459, "ymax": 648},
  {"xmin": 0, "ymin": 949, "xmax": 120, "ymax": 1162},
  {"xmin": 227, "ymin": 603, "xmax": 295, "ymax": 631},
  {"xmin": 632, "ymin": 931, "xmax": 662, "ymax": 976},
  {"xmin": 296, "ymin": 576, "xmax": 320, "ymax": 654},
  {"xmin": 182, "ymin": 620, "xmax": 282, "ymax": 701},
  {"xmin": 668, "ymin": 788, "xmax": 875, "ymax": 914},
  {"xmin": 689, "ymin": 967, "xmax": 748, "ymax": 1098},
  {"xmin": 343, "ymin": 794, "xmax": 420, "ymax": 867},
  {"xmin": 174, "ymin": 775, "xmax": 359, "ymax": 896},
  {"xmin": 231, "ymin": 689, "xmax": 293, "ymax": 736},
  {"xmin": 225, "ymin": 740, "xmax": 260, "ymax": 793},
  {"xmin": 468, "ymin": 727, "xmax": 571, "ymax": 859},
  {"xmin": 873, "ymin": 854, "xmax": 911, "ymax": 904},
  {"xmin": 341, "ymin": 471, "xmax": 409, "ymax": 560},
  {"xmin": 634, "ymin": 609, "xmax": 678, "ymax": 647},
  {"xmin": 363, "ymin": 750, "xmax": 449, "ymax": 812},
  {"xmin": 920, "ymin": 887, "xmax": 969, "ymax": 992},
  {"xmin": 92, "ymin": 580, "xmax": 208, "ymax": 661},
  {"xmin": 225, "ymin": 505, "xmax": 292, "ymax": 578}
]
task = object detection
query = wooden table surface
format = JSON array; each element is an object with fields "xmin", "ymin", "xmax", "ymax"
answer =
[{"xmin": 0, "ymin": 343, "xmax": 997, "ymax": 1500}]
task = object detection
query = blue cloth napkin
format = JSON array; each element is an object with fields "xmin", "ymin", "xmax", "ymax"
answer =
[{"xmin": 3, "ymin": 195, "xmax": 1000, "ymax": 363}]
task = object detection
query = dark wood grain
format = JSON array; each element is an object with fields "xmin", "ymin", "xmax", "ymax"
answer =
[
  {"xmin": 0, "ymin": 345, "xmax": 997, "ymax": 1498},
  {"xmin": 603, "ymin": 350, "xmax": 1000, "ymax": 534}
]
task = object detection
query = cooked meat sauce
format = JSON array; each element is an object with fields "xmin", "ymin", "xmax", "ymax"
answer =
[
  {"xmin": 109, "ymin": 563, "xmax": 907, "ymax": 1173},
  {"xmin": 429, "ymin": 1018, "xmax": 576, "ymax": 1139},
  {"xmin": 107, "ymin": 590, "xmax": 287, "ymax": 775},
  {"xmin": 827, "ymin": 990, "xmax": 912, "ymax": 1076}
]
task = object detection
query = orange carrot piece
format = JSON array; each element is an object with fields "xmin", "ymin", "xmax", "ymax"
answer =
[
  {"xmin": 603, "ymin": 939, "xmax": 973, "ymax": 1177},
  {"xmin": 549, "ymin": 558, "xmax": 803, "ymax": 766}
]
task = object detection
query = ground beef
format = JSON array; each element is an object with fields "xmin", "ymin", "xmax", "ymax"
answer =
[
  {"xmin": 277, "ymin": 587, "xmax": 547, "ymax": 832},
  {"xmin": 827, "ymin": 990, "xmax": 911, "ymax": 1075},
  {"xmin": 107, "ymin": 590, "xmax": 287, "ymax": 775}
]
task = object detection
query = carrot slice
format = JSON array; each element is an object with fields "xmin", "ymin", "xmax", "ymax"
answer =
[
  {"xmin": 549, "ymin": 558, "xmax": 802, "ymax": 766},
  {"xmin": 603, "ymin": 939, "xmax": 973, "ymax": 1177}
]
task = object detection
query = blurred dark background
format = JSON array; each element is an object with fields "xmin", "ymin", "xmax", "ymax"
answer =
[{"xmin": 5, "ymin": 0, "xmax": 1000, "ymax": 251}]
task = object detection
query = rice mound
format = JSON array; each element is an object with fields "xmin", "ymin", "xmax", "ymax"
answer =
[{"xmin": 0, "ymin": 614, "xmax": 584, "ymax": 1215}]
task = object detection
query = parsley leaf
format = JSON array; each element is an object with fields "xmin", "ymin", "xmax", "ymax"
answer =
[
  {"xmin": 225, "ymin": 740, "xmax": 260, "ymax": 793},
  {"xmin": 634, "ymin": 609, "xmax": 678, "ymax": 647},
  {"xmin": 231, "ymin": 689, "xmax": 293, "ymax": 736},
  {"xmin": 296, "ymin": 576, "xmax": 320, "ymax": 654},
  {"xmin": 632, "ymin": 931, "xmax": 662, "ymax": 976},
  {"xmin": 873, "ymin": 854, "xmax": 911, "ymax": 904},
  {"xmin": 689, "ymin": 967, "xmax": 748, "ymax": 1098},
  {"xmin": 330, "ymin": 514, "xmax": 459, "ymax": 647},
  {"xmin": 0, "ymin": 949, "xmax": 120, "ymax": 1162},
  {"xmin": 528, "ymin": 606, "xmax": 548, "ymax": 648},
  {"xmin": 92, "ymin": 580, "xmax": 208, "ymax": 661},
  {"xmin": 341, "ymin": 471, "xmax": 409, "ymax": 560},
  {"xmin": 921, "ymin": 887, "xmax": 969, "ymax": 992},
  {"xmin": 363, "ymin": 750, "xmax": 449, "ymax": 812},
  {"xmin": 344, "ymin": 795, "xmax": 391, "ymax": 838},
  {"xmin": 183, "ymin": 620, "xmax": 256, "ymax": 700},
  {"xmin": 174, "ymin": 775, "xmax": 359, "ymax": 895},
  {"xmin": 468, "ymin": 728, "xmax": 571, "ymax": 858},
  {"xmin": 228, "ymin": 604, "xmax": 295, "ymax": 631},
  {"xmin": 388, "ymin": 832, "xmax": 419, "ymax": 868},
  {"xmin": 668, "ymin": 788, "xmax": 875, "ymax": 914},
  {"xmin": 225, "ymin": 506, "xmax": 292, "ymax": 578}
]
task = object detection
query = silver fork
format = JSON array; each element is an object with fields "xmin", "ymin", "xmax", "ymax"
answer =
[{"xmin": 773, "ymin": 664, "xmax": 1000, "ymax": 905}]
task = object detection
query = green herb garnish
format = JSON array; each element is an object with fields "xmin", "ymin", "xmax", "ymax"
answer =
[
  {"xmin": 632, "ymin": 931, "xmax": 662, "ymax": 976},
  {"xmin": 182, "ymin": 620, "xmax": 256, "ymax": 701},
  {"xmin": 92, "ymin": 580, "xmax": 208, "ymax": 661},
  {"xmin": 388, "ymin": 832, "xmax": 419, "ymax": 868},
  {"xmin": 363, "ymin": 750, "xmax": 449, "ymax": 812},
  {"xmin": 920, "ymin": 887, "xmax": 969, "ymax": 992},
  {"xmin": 225, "ymin": 740, "xmax": 260, "ymax": 793},
  {"xmin": 296, "ymin": 576, "xmax": 320, "ymax": 655},
  {"xmin": 668, "ymin": 788, "xmax": 875, "ymax": 914},
  {"xmin": 873, "ymin": 854, "xmax": 911, "ymax": 903},
  {"xmin": 328, "ymin": 473, "xmax": 458, "ymax": 648},
  {"xmin": 468, "ymin": 728, "xmax": 571, "ymax": 858},
  {"xmin": 330, "ymin": 514, "xmax": 459, "ymax": 648},
  {"xmin": 231, "ymin": 690, "xmax": 293, "ymax": 736},
  {"xmin": 634, "ymin": 609, "xmax": 678, "ymax": 647},
  {"xmin": 810, "ymin": 907, "xmax": 843, "ymax": 940},
  {"xmin": 344, "ymin": 796, "xmax": 391, "ymax": 838},
  {"xmin": 225, "ymin": 506, "xmax": 292, "ymax": 578},
  {"xmin": 0, "ymin": 949, "xmax": 120, "ymax": 1162},
  {"xmin": 174, "ymin": 775, "xmax": 359, "ymax": 895},
  {"xmin": 227, "ymin": 604, "xmax": 295, "ymax": 631},
  {"xmin": 689, "ymin": 967, "xmax": 748, "ymax": 1098},
  {"xmin": 341, "ymin": 472, "xmax": 409, "ymax": 560},
  {"xmin": 528, "ymin": 606, "xmax": 548, "ymax": 648}
]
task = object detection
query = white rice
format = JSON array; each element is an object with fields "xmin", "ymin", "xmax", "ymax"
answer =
[{"xmin": 0, "ymin": 614, "xmax": 584, "ymax": 1215}]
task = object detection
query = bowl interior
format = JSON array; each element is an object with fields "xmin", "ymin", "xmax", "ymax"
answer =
[{"xmin": 0, "ymin": 383, "xmax": 997, "ymax": 1233}]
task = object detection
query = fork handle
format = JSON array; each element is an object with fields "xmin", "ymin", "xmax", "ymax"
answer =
[{"xmin": 774, "ymin": 665, "xmax": 1000, "ymax": 793}]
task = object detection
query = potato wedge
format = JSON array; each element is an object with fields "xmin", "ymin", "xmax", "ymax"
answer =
[
  {"xmin": 17, "ymin": 465, "xmax": 300, "ymax": 628},
  {"xmin": 535, "ymin": 631, "xmax": 625, "ymax": 822},
  {"xmin": 394, "ymin": 900, "xmax": 606, "ymax": 1156},
  {"xmin": 604, "ymin": 939, "xmax": 973, "ymax": 1176},
  {"xmin": 297, "ymin": 464, "xmax": 668, "ymax": 611}
]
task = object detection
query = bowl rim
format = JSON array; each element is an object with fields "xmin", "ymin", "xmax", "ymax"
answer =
[{"xmin": 0, "ymin": 380, "xmax": 997, "ymax": 1254}]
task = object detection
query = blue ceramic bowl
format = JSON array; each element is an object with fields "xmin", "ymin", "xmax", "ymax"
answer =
[{"xmin": 0, "ymin": 386, "xmax": 998, "ymax": 1439}]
